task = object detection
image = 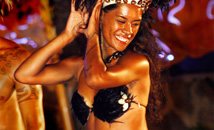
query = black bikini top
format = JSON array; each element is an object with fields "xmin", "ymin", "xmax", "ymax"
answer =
[{"xmin": 71, "ymin": 85, "xmax": 146, "ymax": 125}]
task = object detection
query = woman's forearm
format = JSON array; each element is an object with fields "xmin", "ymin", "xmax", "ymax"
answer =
[{"xmin": 15, "ymin": 30, "xmax": 75, "ymax": 80}]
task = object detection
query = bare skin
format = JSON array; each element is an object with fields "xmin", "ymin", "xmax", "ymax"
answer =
[
  {"xmin": 0, "ymin": 38, "xmax": 45, "ymax": 130},
  {"xmin": 15, "ymin": 0, "xmax": 150, "ymax": 129},
  {"xmin": 83, "ymin": 3, "xmax": 150, "ymax": 129}
]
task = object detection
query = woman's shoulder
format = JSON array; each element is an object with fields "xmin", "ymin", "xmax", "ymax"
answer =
[
  {"xmin": 121, "ymin": 51, "xmax": 149, "ymax": 68},
  {"xmin": 119, "ymin": 51, "xmax": 150, "ymax": 77}
]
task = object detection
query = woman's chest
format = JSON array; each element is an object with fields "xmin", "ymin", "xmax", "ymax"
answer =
[{"xmin": 77, "ymin": 70, "xmax": 98, "ymax": 107}]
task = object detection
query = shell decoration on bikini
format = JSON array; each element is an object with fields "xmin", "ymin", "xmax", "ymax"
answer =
[
  {"xmin": 118, "ymin": 91, "xmax": 131, "ymax": 111},
  {"xmin": 102, "ymin": 0, "xmax": 153, "ymax": 12}
]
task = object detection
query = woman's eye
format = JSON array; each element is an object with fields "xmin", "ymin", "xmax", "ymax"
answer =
[
  {"xmin": 117, "ymin": 20, "xmax": 125, "ymax": 24},
  {"xmin": 132, "ymin": 23, "xmax": 140, "ymax": 26}
]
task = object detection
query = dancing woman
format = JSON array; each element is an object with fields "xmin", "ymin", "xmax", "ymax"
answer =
[{"xmin": 15, "ymin": 0, "xmax": 171, "ymax": 129}]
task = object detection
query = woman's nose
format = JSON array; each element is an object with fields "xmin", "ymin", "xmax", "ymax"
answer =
[{"xmin": 122, "ymin": 23, "xmax": 133, "ymax": 36}]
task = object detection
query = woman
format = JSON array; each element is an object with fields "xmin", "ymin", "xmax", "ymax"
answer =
[{"xmin": 15, "ymin": 0, "xmax": 171, "ymax": 129}]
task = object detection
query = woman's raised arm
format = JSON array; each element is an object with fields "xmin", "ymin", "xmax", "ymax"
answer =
[{"xmin": 15, "ymin": 0, "xmax": 88, "ymax": 85}]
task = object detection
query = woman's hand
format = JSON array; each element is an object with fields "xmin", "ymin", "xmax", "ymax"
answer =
[
  {"xmin": 84, "ymin": 0, "xmax": 103, "ymax": 39},
  {"xmin": 65, "ymin": 0, "xmax": 89, "ymax": 38}
]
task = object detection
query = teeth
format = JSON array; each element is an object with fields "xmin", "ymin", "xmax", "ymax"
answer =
[{"xmin": 115, "ymin": 35, "xmax": 128, "ymax": 42}]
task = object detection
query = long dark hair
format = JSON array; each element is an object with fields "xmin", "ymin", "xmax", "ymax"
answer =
[
  {"xmin": 102, "ymin": 1, "xmax": 171, "ymax": 123},
  {"xmin": 74, "ymin": 0, "xmax": 172, "ymax": 123}
]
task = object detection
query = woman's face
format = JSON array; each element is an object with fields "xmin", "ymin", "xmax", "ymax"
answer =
[{"xmin": 101, "ymin": 4, "xmax": 143, "ymax": 52}]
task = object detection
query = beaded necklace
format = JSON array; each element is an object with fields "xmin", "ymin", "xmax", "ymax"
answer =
[{"xmin": 104, "ymin": 51, "xmax": 125, "ymax": 65}]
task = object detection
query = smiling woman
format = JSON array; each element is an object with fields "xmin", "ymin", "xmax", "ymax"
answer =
[
  {"xmin": 100, "ymin": 4, "xmax": 142, "ymax": 52},
  {"xmin": 15, "ymin": 0, "xmax": 172, "ymax": 129}
]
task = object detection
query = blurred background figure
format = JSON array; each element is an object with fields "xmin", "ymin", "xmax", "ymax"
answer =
[
  {"xmin": 0, "ymin": 0, "xmax": 45, "ymax": 130},
  {"xmin": 1, "ymin": 0, "xmax": 74, "ymax": 129},
  {"xmin": 0, "ymin": 38, "xmax": 45, "ymax": 130}
]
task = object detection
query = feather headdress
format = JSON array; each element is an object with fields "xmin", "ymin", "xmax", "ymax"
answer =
[{"xmin": 103, "ymin": 0, "xmax": 153, "ymax": 12}]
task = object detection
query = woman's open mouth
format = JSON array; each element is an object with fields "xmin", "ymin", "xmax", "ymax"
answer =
[{"xmin": 115, "ymin": 35, "xmax": 129, "ymax": 44}]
